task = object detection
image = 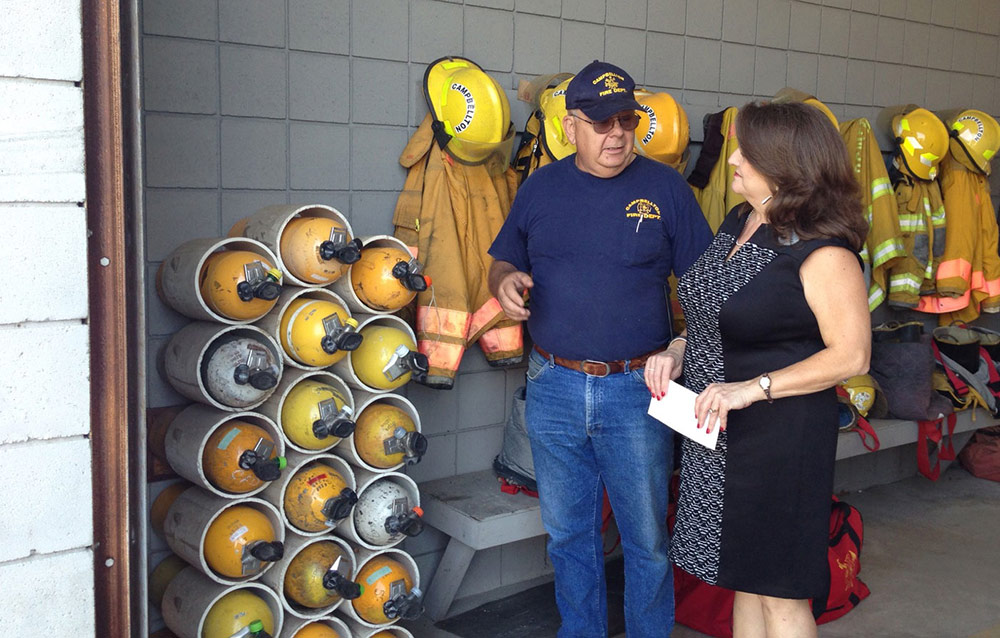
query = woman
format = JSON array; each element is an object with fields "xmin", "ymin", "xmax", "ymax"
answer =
[{"xmin": 644, "ymin": 101, "xmax": 870, "ymax": 638}]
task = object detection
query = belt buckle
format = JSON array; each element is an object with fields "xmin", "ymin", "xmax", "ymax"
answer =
[{"xmin": 582, "ymin": 359, "xmax": 611, "ymax": 377}]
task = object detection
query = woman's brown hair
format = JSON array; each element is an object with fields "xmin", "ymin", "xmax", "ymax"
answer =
[{"xmin": 735, "ymin": 101, "xmax": 868, "ymax": 252}]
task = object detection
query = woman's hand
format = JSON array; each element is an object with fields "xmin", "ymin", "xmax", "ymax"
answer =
[
  {"xmin": 644, "ymin": 340, "xmax": 685, "ymax": 398},
  {"xmin": 694, "ymin": 380, "xmax": 759, "ymax": 433}
]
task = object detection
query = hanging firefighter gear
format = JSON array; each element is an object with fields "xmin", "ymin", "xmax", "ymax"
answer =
[
  {"xmin": 202, "ymin": 589, "xmax": 275, "ymax": 638},
  {"xmin": 423, "ymin": 56, "xmax": 516, "ymax": 167},
  {"xmin": 202, "ymin": 333, "xmax": 281, "ymax": 408},
  {"xmin": 772, "ymin": 87, "xmax": 840, "ymax": 130},
  {"xmin": 687, "ymin": 107, "xmax": 744, "ymax": 231},
  {"xmin": 203, "ymin": 505, "xmax": 283, "ymax": 578},
  {"xmin": 354, "ymin": 403, "xmax": 426, "ymax": 468},
  {"xmin": 283, "ymin": 462, "xmax": 357, "ymax": 533},
  {"xmin": 203, "ymin": 421, "xmax": 285, "ymax": 494},
  {"xmin": 945, "ymin": 109, "xmax": 1000, "ymax": 175},
  {"xmin": 351, "ymin": 324, "xmax": 429, "ymax": 390},
  {"xmin": 886, "ymin": 173, "xmax": 946, "ymax": 308},
  {"xmin": 200, "ymin": 250, "xmax": 282, "ymax": 321},
  {"xmin": 634, "ymin": 89, "xmax": 689, "ymax": 170},
  {"xmin": 840, "ymin": 117, "xmax": 906, "ymax": 310},
  {"xmin": 351, "ymin": 554, "xmax": 423, "ymax": 624},
  {"xmin": 282, "ymin": 541, "xmax": 353, "ymax": 609},
  {"xmin": 353, "ymin": 478, "xmax": 423, "ymax": 547},
  {"xmin": 279, "ymin": 216, "xmax": 361, "ymax": 285},
  {"xmin": 890, "ymin": 106, "xmax": 949, "ymax": 181},
  {"xmin": 281, "ymin": 379, "xmax": 355, "ymax": 450},
  {"xmin": 916, "ymin": 154, "xmax": 1000, "ymax": 322},
  {"xmin": 393, "ymin": 113, "xmax": 522, "ymax": 389},
  {"xmin": 349, "ymin": 246, "xmax": 429, "ymax": 312},
  {"xmin": 511, "ymin": 73, "xmax": 575, "ymax": 184},
  {"xmin": 279, "ymin": 298, "xmax": 361, "ymax": 368}
]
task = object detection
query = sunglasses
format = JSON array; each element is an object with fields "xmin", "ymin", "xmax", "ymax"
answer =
[{"xmin": 570, "ymin": 112, "xmax": 641, "ymax": 134}]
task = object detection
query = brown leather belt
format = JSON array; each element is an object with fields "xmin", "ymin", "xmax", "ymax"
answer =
[{"xmin": 533, "ymin": 344, "xmax": 659, "ymax": 377}]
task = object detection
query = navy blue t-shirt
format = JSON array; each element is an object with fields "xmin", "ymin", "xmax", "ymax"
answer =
[{"xmin": 489, "ymin": 154, "xmax": 712, "ymax": 361}]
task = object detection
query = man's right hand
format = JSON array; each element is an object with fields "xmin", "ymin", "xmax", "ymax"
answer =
[{"xmin": 496, "ymin": 270, "xmax": 533, "ymax": 321}]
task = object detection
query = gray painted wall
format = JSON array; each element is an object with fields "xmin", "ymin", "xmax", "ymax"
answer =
[{"xmin": 141, "ymin": 0, "xmax": 1000, "ymax": 616}]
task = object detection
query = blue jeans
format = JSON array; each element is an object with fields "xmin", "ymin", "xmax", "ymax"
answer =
[{"xmin": 525, "ymin": 348, "xmax": 674, "ymax": 638}]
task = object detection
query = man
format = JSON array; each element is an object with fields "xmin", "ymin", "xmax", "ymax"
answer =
[{"xmin": 488, "ymin": 61, "xmax": 712, "ymax": 637}]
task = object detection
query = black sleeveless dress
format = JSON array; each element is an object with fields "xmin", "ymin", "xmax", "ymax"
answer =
[{"xmin": 670, "ymin": 206, "xmax": 844, "ymax": 599}]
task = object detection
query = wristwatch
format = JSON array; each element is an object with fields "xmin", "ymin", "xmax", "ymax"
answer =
[{"xmin": 758, "ymin": 372, "xmax": 774, "ymax": 403}]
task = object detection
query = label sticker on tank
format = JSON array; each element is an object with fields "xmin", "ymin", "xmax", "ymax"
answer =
[
  {"xmin": 229, "ymin": 525, "xmax": 249, "ymax": 543},
  {"xmin": 306, "ymin": 473, "xmax": 328, "ymax": 486},
  {"xmin": 217, "ymin": 427, "xmax": 242, "ymax": 450},
  {"xmin": 366, "ymin": 565, "xmax": 392, "ymax": 585}
]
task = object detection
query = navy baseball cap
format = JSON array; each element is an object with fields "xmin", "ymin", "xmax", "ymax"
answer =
[{"xmin": 564, "ymin": 60, "xmax": 641, "ymax": 121}]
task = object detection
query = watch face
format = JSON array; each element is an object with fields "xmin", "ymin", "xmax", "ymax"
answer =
[{"xmin": 759, "ymin": 375, "xmax": 770, "ymax": 390}]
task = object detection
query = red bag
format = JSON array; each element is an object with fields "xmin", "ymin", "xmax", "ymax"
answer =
[
  {"xmin": 668, "ymin": 482, "xmax": 870, "ymax": 637},
  {"xmin": 959, "ymin": 425, "xmax": 1000, "ymax": 482}
]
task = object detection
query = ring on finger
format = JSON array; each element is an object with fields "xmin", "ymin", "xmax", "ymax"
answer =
[{"xmin": 707, "ymin": 408, "xmax": 717, "ymax": 414}]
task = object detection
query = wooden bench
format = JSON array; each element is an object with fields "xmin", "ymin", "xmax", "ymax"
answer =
[{"xmin": 419, "ymin": 409, "xmax": 994, "ymax": 620}]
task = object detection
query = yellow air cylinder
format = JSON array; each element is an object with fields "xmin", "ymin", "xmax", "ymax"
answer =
[
  {"xmin": 282, "ymin": 462, "xmax": 357, "ymax": 533},
  {"xmin": 148, "ymin": 554, "xmax": 188, "ymax": 609},
  {"xmin": 354, "ymin": 403, "xmax": 425, "ymax": 468},
  {"xmin": 349, "ymin": 246, "xmax": 427, "ymax": 312},
  {"xmin": 293, "ymin": 623, "xmax": 344, "ymax": 638},
  {"xmin": 351, "ymin": 555, "xmax": 419, "ymax": 625},
  {"xmin": 151, "ymin": 482, "xmax": 191, "ymax": 538},
  {"xmin": 199, "ymin": 250, "xmax": 282, "ymax": 321},
  {"xmin": 202, "ymin": 589, "xmax": 275, "ymax": 638},
  {"xmin": 351, "ymin": 325, "xmax": 428, "ymax": 390},
  {"xmin": 279, "ymin": 298, "xmax": 361, "ymax": 368},
  {"xmin": 281, "ymin": 380, "xmax": 355, "ymax": 450},
  {"xmin": 203, "ymin": 422, "xmax": 285, "ymax": 494},
  {"xmin": 280, "ymin": 216, "xmax": 361, "ymax": 285},
  {"xmin": 282, "ymin": 541, "xmax": 351, "ymax": 609},
  {"xmin": 203, "ymin": 505, "xmax": 283, "ymax": 579}
]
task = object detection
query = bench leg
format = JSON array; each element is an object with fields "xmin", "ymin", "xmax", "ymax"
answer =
[{"xmin": 422, "ymin": 537, "xmax": 476, "ymax": 621}]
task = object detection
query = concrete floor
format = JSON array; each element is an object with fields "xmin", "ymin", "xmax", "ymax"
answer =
[{"xmin": 403, "ymin": 466, "xmax": 1000, "ymax": 638}]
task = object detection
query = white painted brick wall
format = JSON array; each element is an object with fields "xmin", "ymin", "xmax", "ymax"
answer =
[
  {"xmin": 0, "ymin": 1, "xmax": 93, "ymax": 636},
  {"xmin": 0, "ymin": 322, "xmax": 90, "ymax": 444},
  {"xmin": 0, "ymin": 205, "xmax": 88, "ymax": 324},
  {"xmin": 0, "ymin": 438, "xmax": 93, "ymax": 561},
  {"xmin": 0, "ymin": 549, "xmax": 95, "ymax": 636},
  {"xmin": 0, "ymin": 78, "xmax": 85, "ymax": 203}
]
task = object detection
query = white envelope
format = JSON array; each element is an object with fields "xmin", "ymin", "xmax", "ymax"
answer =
[{"xmin": 647, "ymin": 380, "xmax": 720, "ymax": 450}]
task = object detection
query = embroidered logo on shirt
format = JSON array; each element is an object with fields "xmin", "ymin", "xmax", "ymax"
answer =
[{"xmin": 626, "ymin": 198, "xmax": 661, "ymax": 231}]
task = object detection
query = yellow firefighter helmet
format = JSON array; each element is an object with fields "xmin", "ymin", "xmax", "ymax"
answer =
[
  {"xmin": 203, "ymin": 421, "xmax": 285, "ymax": 494},
  {"xmin": 946, "ymin": 109, "xmax": 1000, "ymax": 175},
  {"xmin": 839, "ymin": 374, "xmax": 888, "ymax": 419},
  {"xmin": 279, "ymin": 298, "xmax": 362, "ymax": 368},
  {"xmin": 148, "ymin": 554, "xmax": 187, "ymax": 609},
  {"xmin": 283, "ymin": 462, "xmax": 357, "ymax": 533},
  {"xmin": 202, "ymin": 589, "xmax": 275, "ymax": 638},
  {"xmin": 280, "ymin": 216, "xmax": 362, "ymax": 285},
  {"xmin": 354, "ymin": 403, "xmax": 426, "ymax": 468},
  {"xmin": 352, "ymin": 325, "xmax": 429, "ymax": 390},
  {"xmin": 292, "ymin": 623, "xmax": 344, "ymax": 638},
  {"xmin": 538, "ymin": 77, "xmax": 575, "ymax": 160},
  {"xmin": 281, "ymin": 379, "xmax": 355, "ymax": 450},
  {"xmin": 282, "ymin": 541, "xmax": 353, "ymax": 609},
  {"xmin": 349, "ymin": 246, "xmax": 428, "ymax": 312},
  {"xmin": 892, "ymin": 107, "xmax": 948, "ymax": 180},
  {"xmin": 423, "ymin": 56, "xmax": 515, "ymax": 165},
  {"xmin": 203, "ymin": 505, "xmax": 283, "ymax": 579},
  {"xmin": 199, "ymin": 250, "xmax": 282, "ymax": 321},
  {"xmin": 353, "ymin": 479, "xmax": 424, "ymax": 546},
  {"xmin": 202, "ymin": 333, "xmax": 281, "ymax": 408},
  {"xmin": 351, "ymin": 554, "xmax": 423, "ymax": 624},
  {"xmin": 772, "ymin": 87, "xmax": 840, "ymax": 130},
  {"xmin": 151, "ymin": 482, "xmax": 191, "ymax": 538},
  {"xmin": 634, "ymin": 90, "xmax": 689, "ymax": 168}
]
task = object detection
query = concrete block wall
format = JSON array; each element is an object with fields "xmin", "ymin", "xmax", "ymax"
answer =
[
  {"xmin": 0, "ymin": 0, "xmax": 94, "ymax": 636},
  {"xmin": 139, "ymin": 0, "xmax": 1000, "ymax": 614}
]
